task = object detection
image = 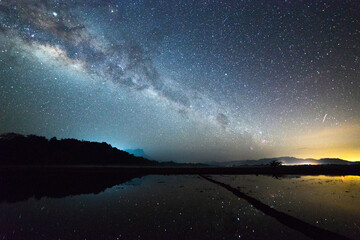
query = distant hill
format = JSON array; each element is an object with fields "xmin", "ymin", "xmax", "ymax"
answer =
[
  {"xmin": 0, "ymin": 133, "xmax": 158, "ymax": 166},
  {"xmin": 210, "ymin": 156, "xmax": 358, "ymax": 167},
  {"xmin": 123, "ymin": 149, "xmax": 149, "ymax": 159}
]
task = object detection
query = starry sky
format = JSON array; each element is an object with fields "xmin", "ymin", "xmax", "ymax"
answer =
[{"xmin": 0, "ymin": 0, "xmax": 359, "ymax": 162}]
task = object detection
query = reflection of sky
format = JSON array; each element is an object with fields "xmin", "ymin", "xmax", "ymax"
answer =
[
  {"xmin": 213, "ymin": 174, "xmax": 360, "ymax": 239},
  {"xmin": 0, "ymin": 1, "xmax": 359, "ymax": 162},
  {"xmin": 0, "ymin": 175, "xmax": 359, "ymax": 239}
]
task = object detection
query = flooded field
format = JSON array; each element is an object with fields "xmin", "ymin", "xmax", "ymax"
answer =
[{"xmin": 0, "ymin": 175, "xmax": 359, "ymax": 239}]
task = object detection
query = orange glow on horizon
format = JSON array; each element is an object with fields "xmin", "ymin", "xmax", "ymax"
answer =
[{"xmin": 280, "ymin": 123, "xmax": 360, "ymax": 162}]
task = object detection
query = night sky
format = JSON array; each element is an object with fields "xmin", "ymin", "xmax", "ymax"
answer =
[{"xmin": 0, "ymin": 0, "xmax": 359, "ymax": 162}]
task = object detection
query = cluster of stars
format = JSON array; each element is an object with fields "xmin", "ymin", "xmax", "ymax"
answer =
[{"xmin": 0, "ymin": 0, "xmax": 359, "ymax": 161}]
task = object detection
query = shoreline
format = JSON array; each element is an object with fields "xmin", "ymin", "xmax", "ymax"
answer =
[{"xmin": 1, "ymin": 165, "xmax": 359, "ymax": 175}]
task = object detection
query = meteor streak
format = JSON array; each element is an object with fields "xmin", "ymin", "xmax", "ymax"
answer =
[{"xmin": 322, "ymin": 114, "xmax": 328, "ymax": 123}]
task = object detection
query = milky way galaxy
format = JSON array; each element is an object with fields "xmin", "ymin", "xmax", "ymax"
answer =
[{"xmin": 1, "ymin": 0, "xmax": 359, "ymax": 162}]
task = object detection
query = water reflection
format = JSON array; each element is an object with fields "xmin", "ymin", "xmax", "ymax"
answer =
[
  {"xmin": 0, "ymin": 171, "xmax": 143, "ymax": 203},
  {"xmin": 0, "ymin": 174, "xmax": 359, "ymax": 239},
  {"xmin": 201, "ymin": 175, "xmax": 349, "ymax": 240},
  {"xmin": 212, "ymin": 175, "xmax": 360, "ymax": 240}
]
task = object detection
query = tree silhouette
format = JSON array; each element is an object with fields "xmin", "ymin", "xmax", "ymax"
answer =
[
  {"xmin": 0, "ymin": 133, "xmax": 157, "ymax": 166},
  {"xmin": 269, "ymin": 160, "xmax": 282, "ymax": 168}
]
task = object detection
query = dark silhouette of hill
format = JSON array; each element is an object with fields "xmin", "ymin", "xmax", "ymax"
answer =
[
  {"xmin": 210, "ymin": 156, "xmax": 358, "ymax": 167},
  {"xmin": 123, "ymin": 148, "xmax": 150, "ymax": 159},
  {"xmin": 0, "ymin": 133, "xmax": 158, "ymax": 166}
]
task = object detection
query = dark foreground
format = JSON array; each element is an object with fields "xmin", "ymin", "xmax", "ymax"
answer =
[
  {"xmin": 1, "ymin": 173, "xmax": 359, "ymax": 240},
  {"xmin": 0, "ymin": 165, "xmax": 360, "ymax": 240},
  {"xmin": 1, "ymin": 165, "xmax": 359, "ymax": 205},
  {"xmin": 0, "ymin": 167, "xmax": 359, "ymax": 239},
  {"xmin": 1, "ymin": 164, "xmax": 360, "ymax": 175},
  {"xmin": 201, "ymin": 175, "xmax": 350, "ymax": 240}
]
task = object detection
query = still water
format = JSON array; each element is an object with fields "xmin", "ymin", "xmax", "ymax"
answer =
[{"xmin": 0, "ymin": 174, "xmax": 359, "ymax": 240}]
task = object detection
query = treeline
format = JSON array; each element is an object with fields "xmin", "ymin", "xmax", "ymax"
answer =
[{"xmin": 0, "ymin": 133, "xmax": 158, "ymax": 166}]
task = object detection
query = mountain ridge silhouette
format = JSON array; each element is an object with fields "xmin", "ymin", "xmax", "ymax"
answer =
[{"xmin": 0, "ymin": 133, "xmax": 157, "ymax": 166}]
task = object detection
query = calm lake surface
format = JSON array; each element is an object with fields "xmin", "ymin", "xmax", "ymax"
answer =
[{"xmin": 0, "ymin": 174, "xmax": 359, "ymax": 240}]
